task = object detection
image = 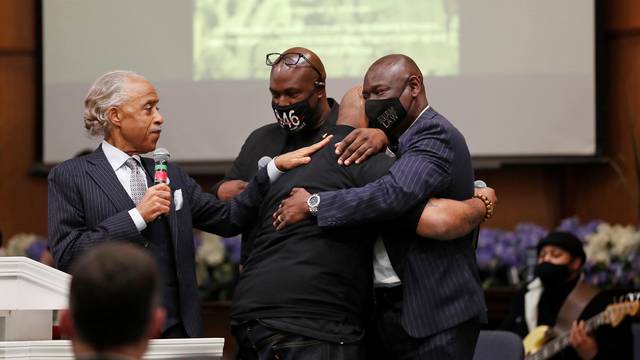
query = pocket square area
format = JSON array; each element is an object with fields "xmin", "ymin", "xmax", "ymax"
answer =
[{"xmin": 174, "ymin": 189, "xmax": 183, "ymax": 211}]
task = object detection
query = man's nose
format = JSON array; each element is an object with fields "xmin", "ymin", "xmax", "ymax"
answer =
[{"xmin": 274, "ymin": 97, "xmax": 293, "ymax": 107}]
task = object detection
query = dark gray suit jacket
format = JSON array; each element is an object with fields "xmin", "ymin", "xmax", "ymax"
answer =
[
  {"xmin": 48, "ymin": 145, "xmax": 269, "ymax": 336},
  {"xmin": 317, "ymin": 107, "xmax": 487, "ymax": 338}
]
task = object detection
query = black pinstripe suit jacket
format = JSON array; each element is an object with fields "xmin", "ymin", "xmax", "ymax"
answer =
[
  {"xmin": 48, "ymin": 145, "xmax": 269, "ymax": 337},
  {"xmin": 317, "ymin": 107, "xmax": 487, "ymax": 338}
]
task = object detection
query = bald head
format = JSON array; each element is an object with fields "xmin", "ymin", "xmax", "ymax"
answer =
[
  {"xmin": 337, "ymin": 85, "xmax": 367, "ymax": 128},
  {"xmin": 365, "ymin": 54, "xmax": 424, "ymax": 95},
  {"xmin": 271, "ymin": 47, "xmax": 326, "ymax": 83}
]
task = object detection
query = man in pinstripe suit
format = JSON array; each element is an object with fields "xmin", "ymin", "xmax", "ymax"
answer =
[
  {"xmin": 275, "ymin": 55, "xmax": 489, "ymax": 359},
  {"xmin": 48, "ymin": 71, "xmax": 331, "ymax": 339}
]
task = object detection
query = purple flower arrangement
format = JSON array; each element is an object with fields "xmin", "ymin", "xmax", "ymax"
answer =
[
  {"xmin": 477, "ymin": 217, "xmax": 640, "ymax": 288},
  {"xmin": 194, "ymin": 232, "xmax": 242, "ymax": 301}
]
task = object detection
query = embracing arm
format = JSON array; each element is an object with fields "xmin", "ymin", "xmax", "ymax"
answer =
[
  {"xmin": 416, "ymin": 187, "xmax": 497, "ymax": 240},
  {"xmin": 317, "ymin": 123, "xmax": 453, "ymax": 227}
]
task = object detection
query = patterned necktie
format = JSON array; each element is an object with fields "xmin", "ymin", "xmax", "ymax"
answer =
[{"xmin": 125, "ymin": 158, "xmax": 146, "ymax": 205}]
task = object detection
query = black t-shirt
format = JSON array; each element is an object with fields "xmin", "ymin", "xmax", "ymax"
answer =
[
  {"xmin": 213, "ymin": 99, "xmax": 339, "ymax": 265},
  {"xmin": 231, "ymin": 125, "xmax": 395, "ymax": 332}
]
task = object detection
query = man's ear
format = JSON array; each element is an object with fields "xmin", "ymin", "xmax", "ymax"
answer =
[
  {"xmin": 315, "ymin": 82, "xmax": 326, "ymax": 100},
  {"xmin": 408, "ymin": 75, "xmax": 422, "ymax": 98},
  {"xmin": 107, "ymin": 107, "xmax": 121, "ymax": 128},
  {"xmin": 147, "ymin": 307, "xmax": 166, "ymax": 339},
  {"xmin": 59, "ymin": 309, "xmax": 75, "ymax": 339}
]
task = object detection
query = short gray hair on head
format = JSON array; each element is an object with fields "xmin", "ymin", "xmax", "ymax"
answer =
[{"xmin": 83, "ymin": 70, "xmax": 144, "ymax": 137}]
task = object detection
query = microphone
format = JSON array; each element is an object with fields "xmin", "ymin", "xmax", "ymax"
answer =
[
  {"xmin": 258, "ymin": 156, "xmax": 272, "ymax": 170},
  {"xmin": 153, "ymin": 148, "xmax": 170, "ymax": 184},
  {"xmin": 474, "ymin": 180, "xmax": 487, "ymax": 188}
]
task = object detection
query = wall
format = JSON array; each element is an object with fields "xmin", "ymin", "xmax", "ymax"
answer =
[
  {"xmin": 0, "ymin": 0, "xmax": 48, "ymax": 243},
  {"xmin": 1, "ymin": 0, "xmax": 639, "ymax": 243}
]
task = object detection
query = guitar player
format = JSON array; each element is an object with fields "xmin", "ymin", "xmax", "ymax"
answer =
[{"xmin": 500, "ymin": 231, "xmax": 632, "ymax": 360}]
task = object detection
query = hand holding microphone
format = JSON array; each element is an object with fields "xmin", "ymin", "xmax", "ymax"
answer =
[
  {"xmin": 137, "ymin": 148, "xmax": 172, "ymax": 222},
  {"xmin": 473, "ymin": 179, "xmax": 497, "ymax": 222}
]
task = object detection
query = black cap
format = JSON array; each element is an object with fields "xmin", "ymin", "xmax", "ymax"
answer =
[{"xmin": 537, "ymin": 231, "xmax": 586, "ymax": 264}]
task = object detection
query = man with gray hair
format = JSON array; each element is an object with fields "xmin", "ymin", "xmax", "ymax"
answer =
[{"xmin": 48, "ymin": 70, "xmax": 331, "ymax": 338}]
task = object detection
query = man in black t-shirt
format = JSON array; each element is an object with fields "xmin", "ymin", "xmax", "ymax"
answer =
[
  {"xmin": 212, "ymin": 47, "xmax": 342, "ymax": 269},
  {"xmin": 229, "ymin": 86, "xmax": 495, "ymax": 359}
]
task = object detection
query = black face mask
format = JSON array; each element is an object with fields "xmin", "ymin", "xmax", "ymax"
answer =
[
  {"xmin": 272, "ymin": 93, "xmax": 318, "ymax": 133},
  {"xmin": 364, "ymin": 80, "xmax": 411, "ymax": 144},
  {"xmin": 534, "ymin": 262, "xmax": 571, "ymax": 287}
]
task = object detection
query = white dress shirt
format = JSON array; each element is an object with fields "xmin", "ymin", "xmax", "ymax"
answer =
[
  {"xmin": 373, "ymin": 105, "xmax": 430, "ymax": 287},
  {"xmin": 101, "ymin": 140, "xmax": 148, "ymax": 231}
]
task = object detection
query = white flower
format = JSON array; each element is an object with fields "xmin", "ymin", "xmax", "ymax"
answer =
[
  {"xmin": 611, "ymin": 225, "xmax": 640, "ymax": 257},
  {"xmin": 5, "ymin": 233, "xmax": 38, "ymax": 257},
  {"xmin": 585, "ymin": 223, "xmax": 640, "ymax": 265},
  {"xmin": 196, "ymin": 232, "xmax": 225, "ymax": 266}
]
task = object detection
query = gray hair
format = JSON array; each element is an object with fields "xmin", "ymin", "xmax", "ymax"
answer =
[{"xmin": 83, "ymin": 70, "xmax": 144, "ymax": 137}]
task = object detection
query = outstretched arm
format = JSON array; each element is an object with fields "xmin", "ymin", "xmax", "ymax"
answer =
[{"xmin": 192, "ymin": 136, "xmax": 333, "ymax": 236}]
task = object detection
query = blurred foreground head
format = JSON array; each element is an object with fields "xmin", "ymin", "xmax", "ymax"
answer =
[{"xmin": 61, "ymin": 242, "xmax": 165, "ymax": 359}]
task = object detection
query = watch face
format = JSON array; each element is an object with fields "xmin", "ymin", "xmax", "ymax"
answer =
[{"xmin": 308, "ymin": 194, "xmax": 320, "ymax": 207}]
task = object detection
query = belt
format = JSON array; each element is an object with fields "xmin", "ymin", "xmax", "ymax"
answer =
[{"xmin": 374, "ymin": 285, "xmax": 403, "ymax": 303}]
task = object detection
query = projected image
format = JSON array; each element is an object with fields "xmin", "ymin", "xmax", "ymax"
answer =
[{"xmin": 193, "ymin": 0, "xmax": 459, "ymax": 80}]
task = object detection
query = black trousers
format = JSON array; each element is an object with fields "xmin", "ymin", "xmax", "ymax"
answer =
[
  {"xmin": 232, "ymin": 321, "xmax": 365, "ymax": 360},
  {"xmin": 372, "ymin": 286, "xmax": 480, "ymax": 360}
]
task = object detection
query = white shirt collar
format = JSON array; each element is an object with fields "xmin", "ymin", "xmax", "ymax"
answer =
[
  {"xmin": 101, "ymin": 140, "xmax": 141, "ymax": 171},
  {"xmin": 409, "ymin": 105, "xmax": 431, "ymax": 130}
]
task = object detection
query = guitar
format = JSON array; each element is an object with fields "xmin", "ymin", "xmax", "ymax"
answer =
[{"xmin": 523, "ymin": 293, "xmax": 640, "ymax": 360}]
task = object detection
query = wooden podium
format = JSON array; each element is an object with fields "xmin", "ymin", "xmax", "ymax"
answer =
[{"xmin": 0, "ymin": 257, "xmax": 224, "ymax": 359}]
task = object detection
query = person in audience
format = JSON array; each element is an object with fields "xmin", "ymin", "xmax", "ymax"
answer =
[
  {"xmin": 501, "ymin": 231, "xmax": 632, "ymax": 360},
  {"xmin": 275, "ymin": 54, "xmax": 488, "ymax": 359},
  {"xmin": 59, "ymin": 242, "xmax": 164, "ymax": 360},
  {"xmin": 230, "ymin": 85, "xmax": 495, "ymax": 359},
  {"xmin": 48, "ymin": 70, "xmax": 331, "ymax": 338}
]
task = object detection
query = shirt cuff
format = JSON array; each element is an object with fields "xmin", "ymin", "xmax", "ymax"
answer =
[
  {"xmin": 128, "ymin": 208, "xmax": 147, "ymax": 231},
  {"xmin": 267, "ymin": 158, "xmax": 285, "ymax": 183}
]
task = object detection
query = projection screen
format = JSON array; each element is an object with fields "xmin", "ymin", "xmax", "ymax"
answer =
[{"xmin": 42, "ymin": 0, "xmax": 597, "ymax": 165}]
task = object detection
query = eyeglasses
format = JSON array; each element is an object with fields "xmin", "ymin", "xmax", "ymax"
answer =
[{"xmin": 265, "ymin": 52, "xmax": 325, "ymax": 84}]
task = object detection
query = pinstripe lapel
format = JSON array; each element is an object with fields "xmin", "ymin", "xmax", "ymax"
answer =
[
  {"xmin": 141, "ymin": 157, "xmax": 179, "ymax": 254},
  {"xmin": 86, "ymin": 145, "xmax": 136, "ymax": 211}
]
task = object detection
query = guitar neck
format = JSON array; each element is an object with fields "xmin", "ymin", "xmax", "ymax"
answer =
[{"xmin": 525, "ymin": 313, "xmax": 605, "ymax": 360}]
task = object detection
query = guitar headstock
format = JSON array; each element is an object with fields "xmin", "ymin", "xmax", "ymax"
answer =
[{"xmin": 603, "ymin": 292, "xmax": 640, "ymax": 327}]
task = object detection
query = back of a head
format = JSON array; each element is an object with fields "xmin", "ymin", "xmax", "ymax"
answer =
[
  {"xmin": 337, "ymin": 85, "xmax": 367, "ymax": 128},
  {"xmin": 69, "ymin": 242, "xmax": 160, "ymax": 351}
]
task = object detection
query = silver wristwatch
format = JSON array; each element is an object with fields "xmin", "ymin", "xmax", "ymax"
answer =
[{"xmin": 307, "ymin": 193, "xmax": 320, "ymax": 216}]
